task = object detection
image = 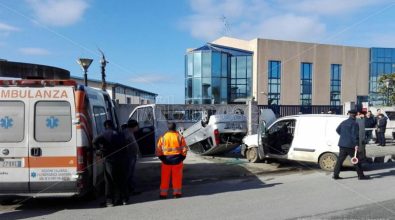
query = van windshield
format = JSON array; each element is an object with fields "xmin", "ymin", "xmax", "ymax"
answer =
[{"xmin": 0, "ymin": 101, "xmax": 24, "ymax": 142}]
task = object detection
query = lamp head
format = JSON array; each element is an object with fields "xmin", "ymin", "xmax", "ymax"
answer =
[{"xmin": 77, "ymin": 58, "xmax": 93, "ymax": 72}]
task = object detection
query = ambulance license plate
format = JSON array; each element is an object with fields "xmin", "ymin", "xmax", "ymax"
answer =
[{"xmin": 0, "ymin": 159, "xmax": 22, "ymax": 168}]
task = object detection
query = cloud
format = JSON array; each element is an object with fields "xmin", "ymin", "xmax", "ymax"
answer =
[
  {"xmin": 26, "ymin": 0, "xmax": 89, "ymax": 26},
  {"xmin": 0, "ymin": 22, "xmax": 20, "ymax": 32},
  {"xmin": 18, "ymin": 47, "xmax": 51, "ymax": 55},
  {"xmin": 181, "ymin": 0, "xmax": 389, "ymax": 42},
  {"xmin": 280, "ymin": 0, "xmax": 390, "ymax": 16},
  {"xmin": 252, "ymin": 14, "xmax": 326, "ymax": 42},
  {"xmin": 129, "ymin": 74, "xmax": 171, "ymax": 84}
]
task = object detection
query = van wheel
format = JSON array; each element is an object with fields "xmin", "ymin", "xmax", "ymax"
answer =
[
  {"xmin": 319, "ymin": 153, "xmax": 337, "ymax": 171},
  {"xmin": 247, "ymin": 147, "xmax": 260, "ymax": 163}
]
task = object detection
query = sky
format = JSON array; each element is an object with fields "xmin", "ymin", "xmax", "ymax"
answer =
[{"xmin": 0, "ymin": 0, "xmax": 395, "ymax": 104}]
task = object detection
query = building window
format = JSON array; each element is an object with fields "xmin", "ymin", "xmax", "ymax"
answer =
[
  {"xmin": 126, "ymin": 97, "xmax": 131, "ymax": 104},
  {"xmin": 230, "ymin": 56, "xmax": 252, "ymax": 103},
  {"xmin": 330, "ymin": 64, "xmax": 341, "ymax": 106},
  {"xmin": 300, "ymin": 62, "xmax": 312, "ymax": 105},
  {"xmin": 268, "ymin": 61, "xmax": 281, "ymax": 105},
  {"xmin": 369, "ymin": 48, "xmax": 395, "ymax": 105}
]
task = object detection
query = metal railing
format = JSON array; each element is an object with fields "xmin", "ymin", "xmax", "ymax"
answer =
[{"xmin": 258, "ymin": 105, "xmax": 343, "ymax": 117}]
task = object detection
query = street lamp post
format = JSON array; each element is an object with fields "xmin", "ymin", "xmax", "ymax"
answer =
[
  {"xmin": 77, "ymin": 58, "xmax": 93, "ymax": 86},
  {"xmin": 384, "ymin": 78, "xmax": 394, "ymax": 106}
]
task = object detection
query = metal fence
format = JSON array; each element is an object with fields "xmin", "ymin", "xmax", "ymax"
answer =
[{"xmin": 258, "ymin": 105, "xmax": 343, "ymax": 117}]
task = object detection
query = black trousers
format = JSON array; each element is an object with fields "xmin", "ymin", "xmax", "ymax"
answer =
[
  {"xmin": 333, "ymin": 147, "xmax": 364, "ymax": 177},
  {"xmin": 377, "ymin": 132, "xmax": 386, "ymax": 146},
  {"xmin": 104, "ymin": 160, "xmax": 129, "ymax": 202}
]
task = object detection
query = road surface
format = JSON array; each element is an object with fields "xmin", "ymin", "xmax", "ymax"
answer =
[{"xmin": 1, "ymin": 152, "xmax": 395, "ymax": 220}]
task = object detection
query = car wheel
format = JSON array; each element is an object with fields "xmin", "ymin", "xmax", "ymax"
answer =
[
  {"xmin": 247, "ymin": 147, "xmax": 260, "ymax": 163},
  {"xmin": 319, "ymin": 152, "xmax": 337, "ymax": 171}
]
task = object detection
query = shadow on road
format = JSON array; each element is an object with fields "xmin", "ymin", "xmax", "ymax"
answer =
[{"xmin": 0, "ymin": 158, "xmax": 281, "ymax": 220}]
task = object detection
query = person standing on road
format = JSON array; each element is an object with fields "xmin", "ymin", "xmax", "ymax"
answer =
[
  {"xmin": 93, "ymin": 120, "xmax": 129, "ymax": 206},
  {"xmin": 123, "ymin": 119, "xmax": 140, "ymax": 196},
  {"xmin": 365, "ymin": 110, "xmax": 375, "ymax": 143},
  {"xmin": 156, "ymin": 123, "xmax": 188, "ymax": 199},
  {"xmin": 356, "ymin": 112, "xmax": 367, "ymax": 162},
  {"xmin": 377, "ymin": 113, "xmax": 387, "ymax": 146},
  {"xmin": 333, "ymin": 110, "xmax": 370, "ymax": 180}
]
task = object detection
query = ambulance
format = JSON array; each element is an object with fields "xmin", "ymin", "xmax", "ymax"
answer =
[{"xmin": 0, "ymin": 79, "xmax": 119, "ymax": 197}]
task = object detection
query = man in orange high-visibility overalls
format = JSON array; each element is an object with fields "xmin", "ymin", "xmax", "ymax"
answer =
[{"xmin": 157, "ymin": 122, "xmax": 187, "ymax": 199}]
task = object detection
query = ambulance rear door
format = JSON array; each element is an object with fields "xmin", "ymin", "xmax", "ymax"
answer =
[
  {"xmin": 28, "ymin": 87, "xmax": 78, "ymax": 193},
  {"xmin": 0, "ymin": 91, "xmax": 29, "ymax": 194}
]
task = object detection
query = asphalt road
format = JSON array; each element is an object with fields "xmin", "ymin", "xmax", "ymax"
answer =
[{"xmin": 1, "ymin": 153, "xmax": 395, "ymax": 220}]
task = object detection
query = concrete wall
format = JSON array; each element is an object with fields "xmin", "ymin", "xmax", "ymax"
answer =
[
  {"xmin": 211, "ymin": 37, "xmax": 370, "ymax": 106},
  {"xmin": 256, "ymin": 39, "xmax": 370, "ymax": 105}
]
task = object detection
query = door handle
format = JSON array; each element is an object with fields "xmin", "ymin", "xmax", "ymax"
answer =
[{"xmin": 31, "ymin": 148, "xmax": 42, "ymax": 157}]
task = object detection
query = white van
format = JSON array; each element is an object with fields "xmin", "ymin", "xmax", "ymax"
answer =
[
  {"xmin": 242, "ymin": 114, "xmax": 348, "ymax": 171},
  {"xmin": 0, "ymin": 79, "xmax": 119, "ymax": 197}
]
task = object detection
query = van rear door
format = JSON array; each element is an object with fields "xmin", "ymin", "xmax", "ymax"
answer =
[
  {"xmin": 0, "ymin": 99, "xmax": 29, "ymax": 193},
  {"xmin": 28, "ymin": 87, "xmax": 78, "ymax": 193}
]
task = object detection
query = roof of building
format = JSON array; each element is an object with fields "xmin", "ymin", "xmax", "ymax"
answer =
[
  {"xmin": 70, "ymin": 76, "xmax": 157, "ymax": 96},
  {"xmin": 192, "ymin": 43, "xmax": 253, "ymax": 56},
  {"xmin": 0, "ymin": 60, "xmax": 70, "ymax": 79}
]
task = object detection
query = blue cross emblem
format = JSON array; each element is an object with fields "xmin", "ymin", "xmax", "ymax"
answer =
[
  {"xmin": 31, "ymin": 172, "xmax": 37, "ymax": 178},
  {"xmin": 46, "ymin": 116, "xmax": 59, "ymax": 129},
  {"xmin": 0, "ymin": 116, "xmax": 13, "ymax": 129}
]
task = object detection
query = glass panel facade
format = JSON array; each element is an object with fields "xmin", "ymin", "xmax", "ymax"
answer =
[
  {"xmin": 330, "ymin": 64, "xmax": 342, "ymax": 106},
  {"xmin": 268, "ymin": 61, "xmax": 281, "ymax": 105},
  {"xmin": 230, "ymin": 56, "xmax": 252, "ymax": 103},
  {"xmin": 369, "ymin": 48, "xmax": 395, "ymax": 106},
  {"xmin": 300, "ymin": 63, "xmax": 312, "ymax": 105},
  {"xmin": 185, "ymin": 44, "xmax": 252, "ymax": 104}
]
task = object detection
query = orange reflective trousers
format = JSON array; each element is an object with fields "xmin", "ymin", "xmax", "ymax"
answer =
[{"xmin": 160, "ymin": 162, "xmax": 183, "ymax": 196}]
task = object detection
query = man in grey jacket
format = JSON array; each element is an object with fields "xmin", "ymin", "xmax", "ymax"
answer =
[
  {"xmin": 123, "ymin": 120, "xmax": 140, "ymax": 196},
  {"xmin": 333, "ymin": 110, "xmax": 370, "ymax": 180}
]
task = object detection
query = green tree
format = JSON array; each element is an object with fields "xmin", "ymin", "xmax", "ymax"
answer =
[{"xmin": 377, "ymin": 73, "xmax": 395, "ymax": 106}]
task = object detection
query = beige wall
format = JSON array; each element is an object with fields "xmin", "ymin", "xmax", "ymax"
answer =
[{"xmin": 213, "ymin": 37, "xmax": 370, "ymax": 105}]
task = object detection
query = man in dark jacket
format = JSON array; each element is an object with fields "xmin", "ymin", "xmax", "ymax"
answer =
[
  {"xmin": 93, "ymin": 120, "xmax": 129, "ymax": 206},
  {"xmin": 333, "ymin": 110, "xmax": 370, "ymax": 180},
  {"xmin": 377, "ymin": 113, "xmax": 387, "ymax": 146},
  {"xmin": 364, "ymin": 110, "xmax": 375, "ymax": 143}
]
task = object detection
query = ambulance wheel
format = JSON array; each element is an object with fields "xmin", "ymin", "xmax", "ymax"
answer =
[
  {"xmin": 319, "ymin": 153, "xmax": 337, "ymax": 171},
  {"xmin": 247, "ymin": 147, "xmax": 260, "ymax": 163}
]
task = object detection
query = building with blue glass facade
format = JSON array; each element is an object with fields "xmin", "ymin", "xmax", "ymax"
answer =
[
  {"xmin": 185, "ymin": 44, "xmax": 252, "ymax": 104},
  {"xmin": 186, "ymin": 37, "xmax": 395, "ymax": 107},
  {"xmin": 369, "ymin": 48, "xmax": 395, "ymax": 106}
]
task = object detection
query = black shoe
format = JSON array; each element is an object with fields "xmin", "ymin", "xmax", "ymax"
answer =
[
  {"xmin": 159, "ymin": 195, "xmax": 167, "ymax": 199},
  {"xmin": 173, "ymin": 194, "xmax": 182, "ymax": 199},
  {"xmin": 358, "ymin": 175, "xmax": 371, "ymax": 180},
  {"xmin": 332, "ymin": 176, "xmax": 343, "ymax": 180}
]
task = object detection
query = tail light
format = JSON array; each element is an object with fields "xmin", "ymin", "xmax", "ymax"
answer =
[
  {"xmin": 214, "ymin": 129, "xmax": 220, "ymax": 145},
  {"xmin": 77, "ymin": 147, "xmax": 87, "ymax": 173}
]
